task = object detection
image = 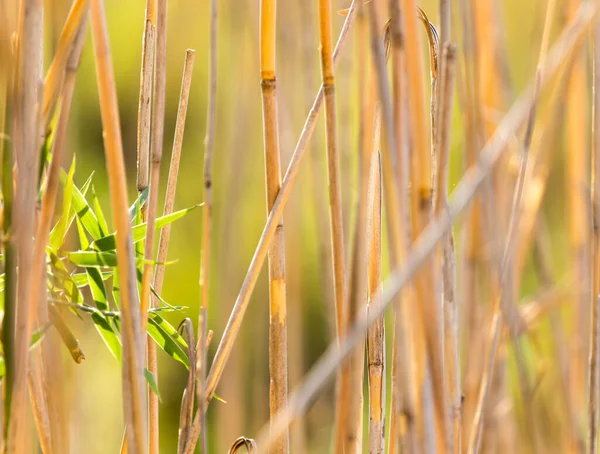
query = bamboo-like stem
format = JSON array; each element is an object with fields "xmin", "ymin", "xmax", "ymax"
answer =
[
  {"xmin": 254, "ymin": 6, "xmax": 598, "ymax": 447},
  {"xmin": 319, "ymin": 0, "xmax": 347, "ymax": 448},
  {"xmin": 8, "ymin": 0, "xmax": 44, "ymax": 451},
  {"xmin": 135, "ymin": 0, "xmax": 156, "ymax": 196},
  {"xmin": 401, "ymin": 0, "xmax": 449, "ymax": 450},
  {"xmin": 42, "ymin": 0, "xmax": 89, "ymax": 130},
  {"xmin": 90, "ymin": 0, "xmax": 147, "ymax": 451},
  {"xmin": 318, "ymin": 0, "xmax": 348, "ymax": 449},
  {"xmin": 139, "ymin": 0, "xmax": 167, "ymax": 451},
  {"xmin": 566, "ymin": 0, "xmax": 592, "ymax": 420},
  {"xmin": 318, "ymin": 0, "xmax": 345, "ymax": 345},
  {"xmin": 435, "ymin": 42, "xmax": 459, "ymax": 454},
  {"xmin": 177, "ymin": 319, "xmax": 196, "ymax": 454},
  {"xmin": 181, "ymin": 4, "xmax": 359, "ymax": 450},
  {"xmin": 154, "ymin": 48, "xmax": 195, "ymax": 305},
  {"xmin": 367, "ymin": 151, "xmax": 384, "ymax": 454},
  {"xmin": 386, "ymin": 2, "xmax": 416, "ymax": 452},
  {"xmin": 25, "ymin": 10, "xmax": 89, "ymax": 453},
  {"xmin": 589, "ymin": 5, "xmax": 600, "ymax": 451},
  {"xmin": 259, "ymin": 0, "xmax": 289, "ymax": 452},
  {"xmin": 199, "ymin": 0, "xmax": 217, "ymax": 318}
]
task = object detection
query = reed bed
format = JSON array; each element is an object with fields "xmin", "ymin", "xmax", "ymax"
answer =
[{"xmin": 2, "ymin": 0, "xmax": 600, "ymax": 453}]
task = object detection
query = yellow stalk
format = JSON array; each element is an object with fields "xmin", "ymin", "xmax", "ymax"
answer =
[
  {"xmin": 90, "ymin": 0, "xmax": 147, "ymax": 451},
  {"xmin": 260, "ymin": 0, "xmax": 289, "ymax": 452}
]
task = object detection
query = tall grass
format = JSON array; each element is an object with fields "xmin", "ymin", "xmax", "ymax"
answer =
[{"xmin": 3, "ymin": 1, "xmax": 600, "ymax": 453}]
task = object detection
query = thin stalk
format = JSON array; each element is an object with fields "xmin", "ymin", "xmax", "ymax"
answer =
[
  {"xmin": 254, "ymin": 6, "xmax": 598, "ymax": 447},
  {"xmin": 140, "ymin": 0, "xmax": 167, "ymax": 451},
  {"xmin": 135, "ymin": 0, "xmax": 156, "ymax": 196},
  {"xmin": 90, "ymin": 0, "xmax": 147, "ymax": 451},
  {"xmin": 154, "ymin": 48, "xmax": 195, "ymax": 305},
  {"xmin": 177, "ymin": 319, "xmax": 196, "ymax": 454},
  {"xmin": 318, "ymin": 0, "xmax": 345, "ymax": 346},
  {"xmin": 42, "ymin": 0, "xmax": 89, "ymax": 130},
  {"xmin": 367, "ymin": 151, "xmax": 384, "ymax": 454},
  {"xmin": 402, "ymin": 0, "xmax": 449, "ymax": 449},
  {"xmin": 25, "ymin": 12, "xmax": 89, "ymax": 453},
  {"xmin": 182, "ymin": 4, "xmax": 359, "ymax": 450},
  {"xmin": 589, "ymin": 4, "xmax": 600, "ymax": 451},
  {"xmin": 200, "ymin": 0, "xmax": 217, "ymax": 317},
  {"xmin": 260, "ymin": 0, "xmax": 289, "ymax": 451},
  {"xmin": 435, "ymin": 42, "xmax": 459, "ymax": 454},
  {"xmin": 386, "ymin": 2, "xmax": 416, "ymax": 452},
  {"xmin": 8, "ymin": 0, "xmax": 44, "ymax": 451},
  {"xmin": 320, "ymin": 0, "xmax": 349, "ymax": 449},
  {"xmin": 566, "ymin": 0, "xmax": 592, "ymax": 419}
]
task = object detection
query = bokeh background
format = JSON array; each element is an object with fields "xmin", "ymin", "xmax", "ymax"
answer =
[{"xmin": 44, "ymin": 0, "xmax": 576, "ymax": 451}]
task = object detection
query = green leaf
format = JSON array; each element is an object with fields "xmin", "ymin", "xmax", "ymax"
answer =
[
  {"xmin": 129, "ymin": 186, "xmax": 149, "ymax": 221},
  {"xmin": 30, "ymin": 324, "xmax": 50, "ymax": 350},
  {"xmin": 67, "ymin": 251, "xmax": 166, "ymax": 268},
  {"xmin": 48, "ymin": 251, "xmax": 83, "ymax": 304},
  {"xmin": 147, "ymin": 313, "xmax": 189, "ymax": 368},
  {"xmin": 72, "ymin": 271, "xmax": 111, "ymax": 288},
  {"xmin": 91, "ymin": 312, "xmax": 122, "ymax": 362},
  {"xmin": 90, "ymin": 205, "xmax": 201, "ymax": 252},
  {"xmin": 91, "ymin": 185, "xmax": 109, "ymax": 237},
  {"xmin": 67, "ymin": 172, "xmax": 103, "ymax": 241},
  {"xmin": 49, "ymin": 157, "xmax": 76, "ymax": 249},
  {"xmin": 144, "ymin": 368, "xmax": 162, "ymax": 402},
  {"xmin": 75, "ymin": 216, "xmax": 90, "ymax": 251}
]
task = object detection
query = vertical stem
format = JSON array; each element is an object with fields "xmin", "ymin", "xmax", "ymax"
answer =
[
  {"xmin": 136, "ymin": 0, "xmax": 156, "ymax": 196},
  {"xmin": 139, "ymin": 0, "xmax": 167, "ymax": 451},
  {"xmin": 435, "ymin": 42, "xmax": 459, "ymax": 454},
  {"xmin": 367, "ymin": 152, "xmax": 384, "ymax": 454},
  {"xmin": 8, "ymin": 0, "xmax": 43, "ymax": 451},
  {"xmin": 589, "ymin": 4, "xmax": 600, "ymax": 451},
  {"xmin": 260, "ymin": 0, "xmax": 288, "ymax": 452},
  {"xmin": 567, "ymin": 0, "xmax": 591, "ymax": 421},
  {"xmin": 90, "ymin": 0, "xmax": 147, "ymax": 451},
  {"xmin": 318, "ymin": 1, "xmax": 347, "ymax": 451},
  {"xmin": 200, "ymin": 0, "xmax": 217, "ymax": 319},
  {"xmin": 402, "ymin": 0, "xmax": 448, "ymax": 450}
]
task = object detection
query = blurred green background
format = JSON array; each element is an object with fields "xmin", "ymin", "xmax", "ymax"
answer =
[{"xmin": 45, "ymin": 0, "xmax": 574, "ymax": 451}]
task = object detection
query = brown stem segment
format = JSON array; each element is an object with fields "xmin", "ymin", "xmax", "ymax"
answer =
[
  {"xmin": 260, "ymin": 0, "xmax": 289, "ymax": 452},
  {"xmin": 90, "ymin": 0, "xmax": 147, "ymax": 450}
]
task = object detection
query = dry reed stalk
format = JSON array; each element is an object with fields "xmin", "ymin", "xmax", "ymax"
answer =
[
  {"xmin": 27, "ymin": 351, "xmax": 51, "ymax": 454},
  {"xmin": 147, "ymin": 45, "xmax": 194, "ymax": 452},
  {"xmin": 139, "ymin": 0, "xmax": 167, "ymax": 451},
  {"xmin": 90, "ymin": 0, "xmax": 147, "ymax": 451},
  {"xmin": 8, "ymin": 0, "xmax": 44, "ymax": 451},
  {"xmin": 259, "ymin": 0, "xmax": 289, "ymax": 452},
  {"xmin": 468, "ymin": 7, "xmax": 596, "ymax": 451},
  {"xmin": 154, "ymin": 49, "xmax": 195, "ymax": 299},
  {"xmin": 199, "ymin": 0, "xmax": 217, "ymax": 318},
  {"xmin": 566, "ymin": 0, "xmax": 592, "ymax": 420},
  {"xmin": 318, "ymin": 0, "xmax": 345, "ymax": 343},
  {"xmin": 590, "ymin": 6, "xmax": 600, "ymax": 451},
  {"xmin": 435, "ymin": 42, "xmax": 459, "ymax": 454},
  {"xmin": 457, "ymin": 0, "xmax": 484, "ymax": 435},
  {"xmin": 195, "ymin": 309, "xmax": 209, "ymax": 454},
  {"xmin": 177, "ymin": 319, "xmax": 197, "ymax": 454},
  {"xmin": 26, "ymin": 10, "xmax": 89, "ymax": 453},
  {"xmin": 42, "ymin": 0, "xmax": 89, "ymax": 130},
  {"xmin": 401, "ymin": 0, "xmax": 448, "ymax": 450},
  {"xmin": 366, "ymin": 151, "xmax": 384, "ymax": 454},
  {"xmin": 182, "ymin": 4, "xmax": 360, "ymax": 450},
  {"xmin": 135, "ymin": 0, "xmax": 156, "ymax": 196},
  {"xmin": 255, "ymin": 5, "xmax": 598, "ymax": 448},
  {"xmin": 386, "ymin": 2, "xmax": 417, "ymax": 451},
  {"xmin": 317, "ymin": 2, "xmax": 348, "ymax": 448}
]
